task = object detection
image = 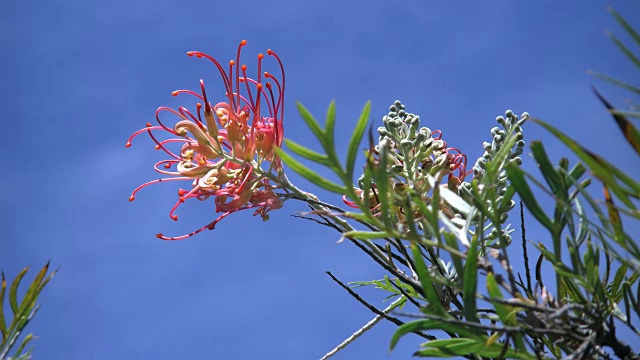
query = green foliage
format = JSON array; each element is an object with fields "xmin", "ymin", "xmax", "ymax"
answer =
[
  {"xmin": 0, "ymin": 263, "xmax": 56, "ymax": 360},
  {"xmin": 276, "ymin": 8, "xmax": 640, "ymax": 359}
]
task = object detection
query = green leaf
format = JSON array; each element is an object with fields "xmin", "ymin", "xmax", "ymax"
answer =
[
  {"xmin": 413, "ymin": 338, "xmax": 537, "ymax": 360},
  {"xmin": 324, "ymin": 100, "xmax": 337, "ymax": 152},
  {"xmin": 611, "ymin": 109, "xmax": 640, "ymax": 119},
  {"xmin": 611, "ymin": 264, "xmax": 629, "ymax": 299},
  {"xmin": 530, "ymin": 141, "xmax": 566, "ymax": 201},
  {"xmin": 462, "ymin": 235, "xmax": 479, "ymax": 324},
  {"xmin": 410, "ymin": 242, "xmax": 447, "ymax": 316},
  {"xmin": 390, "ymin": 319, "xmax": 480, "ymax": 351},
  {"xmin": 486, "ymin": 273, "xmax": 526, "ymax": 351},
  {"xmin": 283, "ymin": 139, "xmax": 333, "ymax": 167},
  {"xmin": 603, "ymin": 184, "xmax": 626, "ymax": 247},
  {"xmin": 609, "ymin": 7, "xmax": 640, "ymax": 48},
  {"xmin": 443, "ymin": 233, "xmax": 463, "ymax": 280},
  {"xmin": 532, "ymin": 117, "xmax": 639, "ymax": 205},
  {"xmin": 371, "ymin": 139, "xmax": 395, "ymax": 230},
  {"xmin": 341, "ymin": 231, "xmax": 387, "ymax": 240},
  {"xmin": 0, "ymin": 273, "xmax": 6, "ymax": 340},
  {"xmin": 9, "ymin": 268, "xmax": 29, "ymax": 316},
  {"xmin": 274, "ymin": 147, "xmax": 346, "ymax": 194},
  {"xmin": 607, "ymin": 31, "xmax": 640, "ymax": 69},
  {"xmin": 589, "ymin": 71, "xmax": 640, "ymax": 96},
  {"xmin": 13, "ymin": 333, "xmax": 34, "ymax": 358},
  {"xmin": 505, "ymin": 162, "xmax": 555, "ymax": 232},
  {"xmin": 346, "ymin": 101, "xmax": 371, "ymax": 180},
  {"xmin": 499, "ymin": 185, "xmax": 517, "ymax": 211},
  {"xmin": 16, "ymin": 263, "xmax": 51, "ymax": 318},
  {"xmin": 295, "ymin": 102, "xmax": 326, "ymax": 147},
  {"xmin": 486, "ymin": 273, "xmax": 508, "ymax": 321}
]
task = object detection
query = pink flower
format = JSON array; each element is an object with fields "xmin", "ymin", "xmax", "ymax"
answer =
[{"xmin": 127, "ymin": 40, "xmax": 286, "ymax": 240}]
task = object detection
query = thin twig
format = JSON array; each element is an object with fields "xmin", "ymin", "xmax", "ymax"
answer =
[
  {"xmin": 325, "ymin": 271, "xmax": 435, "ymax": 341},
  {"xmin": 520, "ymin": 201, "xmax": 533, "ymax": 294},
  {"xmin": 320, "ymin": 297, "xmax": 405, "ymax": 360}
]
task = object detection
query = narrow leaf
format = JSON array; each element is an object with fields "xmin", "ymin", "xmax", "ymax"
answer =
[
  {"xmin": 592, "ymin": 86, "xmax": 640, "ymax": 156},
  {"xmin": 274, "ymin": 148, "xmax": 346, "ymax": 194},
  {"xmin": 283, "ymin": 139, "xmax": 333, "ymax": 167},
  {"xmin": 410, "ymin": 242, "xmax": 447, "ymax": 316},
  {"xmin": 0, "ymin": 273, "xmax": 6, "ymax": 339},
  {"xmin": 589, "ymin": 70, "xmax": 640, "ymax": 96},
  {"xmin": 296, "ymin": 102, "xmax": 326, "ymax": 146},
  {"xmin": 346, "ymin": 101, "xmax": 370, "ymax": 180},
  {"xmin": 532, "ymin": 118, "xmax": 639, "ymax": 203},
  {"xmin": 608, "ymin": 7, "xmax": 640, "ymax": 48},
  {"xmin": 324, "ymin": 100, "xmax": 337, "ymax": 151},
  {"xmin": 505, "ymin": 163, "xmax": 555, "ymax": 232},
  {"xmin": 607, "ymin": 31, "xmax": 640, "ymax": 69},
  {"xmin": 390, "ymin": 319, "xmax": 480, "ymax": 351},
  {"xmin": 462, "ymin": 235, "xmax": 479, "ymax": 323},
  {"xmin": 530, "ymin": 141, "xmax": 566, "ymax": 201},
  {"xmin": 603, "ymin": 185, "xmax": 626, "ymax": 246},
  {"xmin": 341, "ymin": 230, "xmax": 387, "ymax": 240},
  {"xmin": 9, "ymin": 268, "xmax": 29, "ymax": 316},
  {"xmin": 371, "ymin": 139, "xmax": 394, "ymax": 230}
]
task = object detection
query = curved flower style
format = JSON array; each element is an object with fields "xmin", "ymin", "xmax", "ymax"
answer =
[{"xmin": 127, "ymin": 40, "xmax": 286, "ymax": 240}]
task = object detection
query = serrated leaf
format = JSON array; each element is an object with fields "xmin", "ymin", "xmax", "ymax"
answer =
[
  {"xmin": 346, "ymin": 101, "xmax": 370, "ymax": 180},
  {"xmin": 274, "ymin": 147, "xmax": 346, "ymax": 194}
]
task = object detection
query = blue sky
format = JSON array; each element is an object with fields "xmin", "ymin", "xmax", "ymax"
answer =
[{"xmin": 4, "ymin": 0, "xmax": 640, "ymax": 359}]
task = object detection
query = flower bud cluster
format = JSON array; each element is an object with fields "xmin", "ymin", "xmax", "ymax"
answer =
[
  {"xmin": 459, "ymin": 110, "xmax": 529, "ymax": 246},
  {"xmin": 347, "ymin": 101, "xmax": 467, "ymax": 227}
]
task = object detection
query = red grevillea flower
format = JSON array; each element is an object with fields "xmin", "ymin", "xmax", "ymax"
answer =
[{"xmin": 127, "ymin": 40, "xmax": 286, "ymax": 240}]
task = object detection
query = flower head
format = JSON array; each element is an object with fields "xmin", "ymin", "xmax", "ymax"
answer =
[
  {"xmin": 344, "ymin": 101, "xmax": 469, "ymax": 221},
  {"xmin": 127, "ymin": 40, "xmax": 286, "ymax": 240}
]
